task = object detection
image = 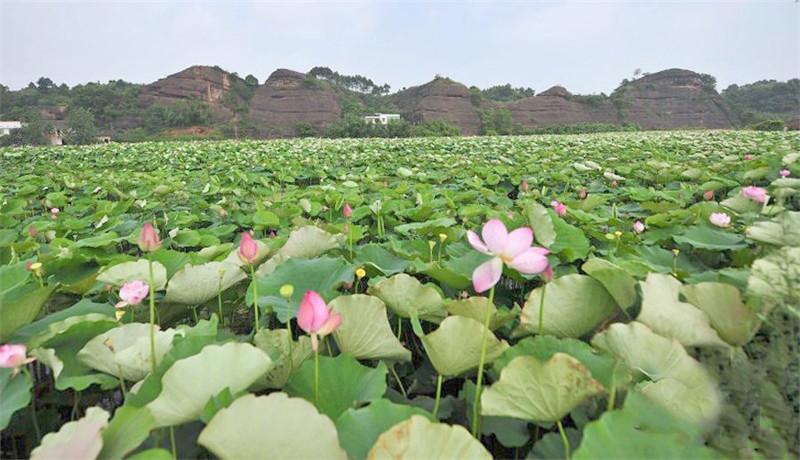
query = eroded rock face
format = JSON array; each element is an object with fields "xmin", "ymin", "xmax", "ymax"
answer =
[
  {"xmin": 138, "ymin": 65, "xmax": 239, "ymax": 122},
  {"xmin": 247, "ymin": 69, "xmax": 341, "ymax": 137},
  {"xmin": 393, "ymin": 78, "xmax": 482, "ymax": 135},
  {"xmin": 508, "ymin": 86, "xmax": 621, "ymax": 127}
]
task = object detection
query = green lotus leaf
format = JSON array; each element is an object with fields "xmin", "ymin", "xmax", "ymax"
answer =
[
  {"xmin": 549, "ymin": 214, "xmax": 591, "ymax": 262},
  {"xmin": 163, "ymin": 261, "xmax": 246, "ymax": 305},
  {"xmin": 591, "ymin": 322, "xmax": 722, "ymax": 428},
  {"xmin": 745, "ymin": 211, "xmax": 800, "ymax": 246},
  {"xmin": 481, "ymin": 354, "xmax": 603, "ymax": 422},
  {"xmin": 673, "ymin": 225, "xmax": 747, "ymax": 251},
  {"xmin": 746, "ymin": 246, "xmax": 800, "ymax": 314},
  {"xmin": 77, "ymin": 323, "xmax": 181, "ymax": 382},
  {"xmin": 681, "ymin": 282, "xmax": 762, "ymax": 347},
  {"xmin": 367, "ymin": 273, "xmax": 446, "ymax": 323},
  {"xmin": 335, "ymin": 399, "xmax": 435, "ymax": 459},
  {"xmin": 720, "ymin": 194, "xmax": 764, "ymax": 214},
  {"xmin": 145, "ymin": 342, "xmax": 273, "ymax": 427},
  {"xmin": 444, "ymin": 296, "xmax": 517, "ymax": 331},
  {"xmin": 96, "ymin": 260, "xmax": 167, "ymax": 291},
  {"xmin": 254, "ymin": 253, "xmax": 291, "ymax": 277},
  {"xmin": 276, "ymin": 225, "xmax": 343, "ymax": 258},
  {"xmin": 0, "ymin": 284, "xmax": 57, "ymax": 342},
  {"xmin": 74, "ymin": 231, "xmax": 121, "ymax": 248},
  {"xmin": 517, "ymin": 275, "xmax": 617, "ymax": 338},
  {"xmin": 13, "ymin": 299, "xmax": 113, "ymax": 345},
  {"xmin": 197, "ymin": 392, "xmax": 347, "ymax": 460},
  {"xmin": 354, "ymin": 244, "xmax": 412, "ymax": 276},
  {"xmin": 394, "ymin": 217, "xmax": 456, "ymax": 236},
  {"xmin": 0, "ymin": 367, "xmax": 32, "ymax": 430},
  {"xmin": 526, "ymin": 201, "xmax": 556, "ymax": 248},
  {"xmin": 421, "ymin": 316, "xmax": 509, "ymax": 377},
  {"xmin": 367, "ymin": 415, "xmax": 491, "ymax": 459},
  {"xmin": 330, "ymin": 294, "xmax": 411, "ymax": 362},
  {"xmin": 636, "ymin": 273, "xmax": 728, "ymax": 348},
  {"xmin": 31, "ymin": 406, "xmax": 109, "ymax": 460},
  {"xmin": 253, "ymin": 328, "xmax": 313, "ymax": 389},
  {"xmin": 581, "ymin": 258, "xmax": 637, "ymax": 310},
  {"xmin": 286, "ymin": 353, "xmax": 387, "ymax": 420},
  {"xmin": 98, "ymin": 405, "xmax": 155, "ymax": 460},
  {"xmin": 253, "ymin": 210, "xmax": 279, "ymax": 227}
]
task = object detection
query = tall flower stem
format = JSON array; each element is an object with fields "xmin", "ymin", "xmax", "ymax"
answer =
[
  {"xmin": 347, "ymin": 219, "xmax": 353, "ymax": 260},
  {"xmin": 313, "ymin": 348, "xmax": 320, "ymax": 406},
  {"xmin": 22, "ymin": 367, "xmax": 41, "ymax": 442},
  {"xmin": 250, "ymin": 265, "xmax": 260, "ymax": 333},
  {"xmin": 471, "ymin": 285, "xmax": 495, "ymax": 438},
  {"xmin": 169, "ymin": 426, "xmax": 177, "ymax": 459},
  {"xmin": 217, "ymin": 272, "xmax": 224, "ymax": 325},
  {"xmin": 286, "ymin": 301, "xmax": 293, "ymax": 367},
  {"xmin": 433, "ymin": 374, "xmax": 443, "ymax": 417},
  {"xmin": 388, "ymin": 363, "xmax": 407, "ymax": 398},
  {"xmin": 538, "ymin": 283, "xmax": 547, "ymax": 336},
  {"xmin": 147, "ymin": 255, "xmax": 157, "ymax": 374},
  {"xmin": 557, "ymin": 420, "xmax": 571, "ymax": 460}
]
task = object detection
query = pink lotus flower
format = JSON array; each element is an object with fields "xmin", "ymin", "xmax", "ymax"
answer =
[
  {"xmin": 521, "ymin": 179, "xmax": 529, "ymax": 193},
  {"xmin": 579, "ymin": 188, "xmax": 587, "ymax": 199},
  {"xmin": 28, "ymin": 226, "xmax": 37, "ymax": 238},
  {"xmin": 709, "ymin": 212, "xmax": 731, "ymax": 228},
  {"xmin": 740, "ymin": 186, "xmax": 767, "ymax": 203},
  {"xmin": 446, "ymin": 209, "xmax": 451, "ymax": 216},
  {"xmin": 704, "ymin": 190, "xmax": 715, "ymax": 201},
  {"xmin": 50, "ymin": 208, "xmax": 60, "ymax": 214},
  {"xmin": 297, "ymin": 290, "xmax": 342, "ymax": 352},
  {"xmin": 343, "ymin": 203, "xmax": 353, "ymax": 218},
  {"xmin": 467, "ymin": 218, "xmax": 550, "ymax": 293},
  {"xmin": 550, "ymin": 201, "xmax": 566, "ymax": 217},
  {"xmin": 611, "ymin": 180, "xmax": 618, "ymax": 187},
  {"xmin": 238, "ymin": 232, "xmax": 258, "ymax": 265},
  {"xmin": 633, "ymin": 221, "xmax": 645, "ymax": 234},
  {"xmin": 115, "ymin": 280, "xmax": 149, "ymax": 309},
  {"xmin": 780, "ymin": 169, "xmax": 791, "ymax": 177},
  {"xmin": 137, "ymin": 221, "xmax": 162, "ymax": 252},
  {"xmin": 744, "ymin": 154, "xmax": 753, "ymax": 160},
  {"xmin": 0, "ymin": 344, "xmax": 35, "ymax": 370},
  {"xmin": 50, "ymin": 214, "xmax": 57, "ymax": 220}
]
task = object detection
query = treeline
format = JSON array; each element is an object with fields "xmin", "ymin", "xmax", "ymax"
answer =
[
  {"xmin": 296, "ymin": 117, "xmax": 461, "ymax": 139},
  {"xmin": 721, "ymin": 79, "xmax": 800, "ymax": 126},
  {"xmin": 308, "ymin": 67, "xmax": 391, "ymax": 95}
]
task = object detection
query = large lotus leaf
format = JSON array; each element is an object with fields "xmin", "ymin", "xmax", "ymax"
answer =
[
  {"xmin": 248, "ymin": 256, "xmax": 354, "ymax": 324},
  {"xmin": 335, "ymin": 399, "xmax": 436, "ymax": 459},
  {"xmin": 745, "ymin": 211, "xmax": 800, "ymax": 246},
  {"xmin": 222, "ymin": 239, "xmax": 270, "ymax": 268},
  {"xmin": 98, "ymin": 405, "xmax": 155, "ymax": 459},
  {"xmin": 254, "ymin": 253, "xmax": 291, "ymax": 277},
  {"xmin": 746, "ymin": 246, "xmax": 800, "ymax": 313},
  {"xmin": 330, "ymin": 294, "xmax": 411, "ymax": 362},
  {"xmin": 145, "ymin": 342, "xmax": 273, "ymax": 427},
  {"xmin": 591, "ymin": 322, "xmax": 722, "ymax": 428},
  {"xmin": 636, "ymin": 273, "xmax": 728, "ymax": 348},
  {"xmin": 77, "ymin": 323, "xmax": 181, "ymax": 382},
  {"xmin": 0, "ymin": 367, "xmax": 31, "ymax": 430},
  {"xmin": 481, "ymin": 354, "xmax": 603, "ymax": 422},
  {"xmin": 681, "ymin": 282, "xmax": 761, "ymax": 347},
  {"xmin": 672, "ymin": 225, "xmax": 748, "ymax": 251},
  {"xmin": 96, "ymin": 260, "xmax": 167, "ymax": 291},
  {"xmin": 276, "ymin": 226, "xmax": 344, "ymax": 258},
  {"xmin": 286, "ymin": 353, "xmax": 387, "ymax": 420},
  {"xmin": 444, "ymin": 296, "xmax": 517, "ymax": 331},
  {"xmin": 13, "ymin": 299, "xmax": 114, "ymax": 345},
  {"xmin": 548, "ymin": 213, "xmax": 591, "ymax": 262},
  {"xmin": 720, "ymin": 193, "xmax": 765, "ymax": 214},
  {"xmin": 367, "ymin": 415, "xmax": 491, "ymax": 459},
  {"xmin": 517, "ymin": 275, "xmax": 617, "ymax": 338},
  {"xmin": 253, "ymin": 328, "xmax": 312, "ymax": 389},
  {"xmin": 163, "ymin": 261, "xmax": 246, "ymax": 305},
  {"xmin": 581, "ymin": 258, "xmax": 637, "ymax": 310},
  {"xmin": 526, "ymin": 201, "xmax": 556, "ymax": 248},
  {"xmin": 197, "ymin": 393, "xmax": 347, "ymax": 460},
  {"xmin": 354, "ymin": 244, "xmax": 412, "ymax": 276},
  {"xmin": 573, "ymin": 391, "xmax": 716, "ymax": 459},
  {"xmin": 493, "ymin": 336, "xmax": 630, "ymax": 390},
  {"xmin": 31, "ymin": 406, "xmax": 109, "ymax": 460},
  {"xmin": 421, "ymin": 316, "xmax": 509, "ymax": 377},
  {"xmin": 0, "ymin": 284, "xmax": 57, "ymax": 342},
  {"xmin": 367, "ymin": 273, "xmax": 446, "ymax": 323},
  {"xmin": 28, "ymin": 314, "xmax": 119, "ymax": 391}
]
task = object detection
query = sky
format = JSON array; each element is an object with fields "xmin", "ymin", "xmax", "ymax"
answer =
[{"xmin": 1, "ymin": 1, "xmax": 798, "ymax": 95}]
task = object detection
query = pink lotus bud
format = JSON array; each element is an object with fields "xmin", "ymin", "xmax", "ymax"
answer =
[
  {"xmin": 297, "ymin": 290, "xmax": 342, "ymax": 352},
  {"xmin": 249, "ymin": 229, "xmax": 255, "ymax": 236},
  {"xmin": 611, "ymin": 180, "xmax": 618, "ymax": 187},
  {"xmin": 238, "ymin": 232, "xmax": 259, "ymax": 265},
  {"xmin": 219, "ymin": 208, "xmax": 228, "ymax": 217},
  {"xmin": 0, "ymin": 344, "xmax": 35, "ymax": 369},
  {"xmin": 744, "ymin": 154, "xmax": 753, "ymax": 160},
  {"xmin": 709, "ymin": 212, "xmax": 731, "ymax": 228},
  {"xmin": 542, "ymin": 265, "xmax": 554, "ymax": 283},
  {"xmin": 50, "ymin": 214, "xmax": 57, "ymax": 220},
  {"xmin": 343, "ymin": 203, "xmax": 353, "ymax": 218},
  {"xmin": 25, "ymin": 260, "xmax": 33, "ymax": 271},
  {"xmin": 633, "ymin": 221, "xmax": 645, "ymax": 234},
  {"xmin": 550, "ymin": 201, "xmax": 567, "ymax": 217},
  {"xmin": 579, "ymin": 188, "xmax": 587, "ymax": 199},
  {"xmin": 114, "ymin": 280, "xmax": 149, "ymax": 309},
  {"xmin": 780, "ymin": 169, "xmax": 791, "ymax": 177},
  {"xmin": 269, "ymin": 231, "xmax": 276, "ymax": 238},
  {"xmin": 740, "ymin": 185, "xmax": 767, "ymax": 203},
  {"xmin": 137, "ymin": 221, "xmax": 162, "ymax": 252},
  {"xmin": 446, "ymin": 209, "xmax": 451, "ymax": 216},
  {"xmin": 28, "ymin": 226, "xmax": 37, "ymax": 238},
  {"xmin": 521, "ymin": 179, "xmax": 529, "ymax": 193},
  {"xmin": 703, "ymin": 190, "xmax": 714, "ymax": 201},
  {"xmin": 50, "ymin": 208, "xmax": 59, "ymax": 214}
]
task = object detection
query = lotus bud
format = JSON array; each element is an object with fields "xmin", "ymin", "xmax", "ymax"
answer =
[
  {"xmin": 550, "ymin": 201, "xmax": 567, "ymax": 217},
  {"xmin": 709, "ymin": 213, "xmax": 731, "ymax": 228},
  {"xmin": 297, "ymin": 290, "xmax": 342, "ymax": 352},
  {"xmin": 446, "ymin": 209, "xmax": 451, "ymax": 216},
  {"xmin": 238, "ymin": 232, "xmax": 259, "ymax": 265},
  {"xmin": 740, "ymin": 186, "xmax": 767, "ymax": 203},
  {"xmin": 611, "ymin": 180, "xmax": 618, "ymax": 187},
  {"xmin": 780, "ymin": 169, "xmax": 791, "ymax": 177},
  {"xmin": 672, "ymin": 248, "xmax": 680, "ymax": 257},
  {"xmin": 439, "ymin": 233, "xmax": 447, "ymax": 242},
  {"xmin": 50, "ymin": 208, "xmax": 59, "ymax": 214},
  {"xmin": 343, "ymin": 203, "xmax": 353, "ymax": 218},
  {"xmin": 50, "ymin": 214, "xmax": 57, "ymax": 220},
  {"xmin": 137, "ymin": 221, "xmax": 162, "ymax": 252},
  {"xmin": 280, "ymin": 284, "xmax": 294, "ymax": 299},
  {"xmin": 703, "ymin": 190, "xmax": 714, "ymax": 201},
  {"xmin": 744, "ymin": 154, "xmax": 753, "ymax": 160},
  {"xmin": 521, "ymin": 179, "xmax": 529, "ymax": 193},
  {"xmin": 579, "ymin": 188, "xmax": 587, "ymax": 199},
  {"xmin": 614, "ymin": 231, "xmax": 622, "ymax": 238},
  {"xmin": 542, "ymin": 265, "xmax": 554, "ymax": 283},
  {"xmin": 633, "ymin": 221, "xmax": 645, "ymax": 234},
  {"xmin": 269, "ymin": 231, "xmax": 276, "ymax": 238},
  {"xmin": 0, "ymin": 344, "xmax": 36, "ymax": 372}
]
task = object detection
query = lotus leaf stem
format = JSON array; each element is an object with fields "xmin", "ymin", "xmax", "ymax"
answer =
[
  {"xmin": 251, "ymin": 265, "xmax": 260, "ymax": 333},
  {"xmin": 557, "ymin": 420, "xmax": 571, "ymax": 460},
  {"xmin": 388, "ymin": 363, "xmax": 407, "ymax": 398},
  {"xmin": 433, "ymin": 374, "xmax": 443, "ymax": 417},
  {"xmin": 217, "ymin": 272, "xmax": 224, "ymax": 325},
  {"xmin": 169, "ymin": 426, "xmax": 177, "ymax": 459},
  {"xmin": 314, "ymin": 349, "xmax": 320, "ymax": 406},
  {"xmin": 471, "ymin": 285, "xmax": 495, "ymax": 437},
  {"xmin": 22, "ymin": 366, "xmax": 41, "ymax": 442},
  {"xmin": 148, "ymin": 255, "xmax": 157, "ymax": 374},
  {"xmin": 538, "ymin": 282, "xmax": 547, "ymax": 336}
]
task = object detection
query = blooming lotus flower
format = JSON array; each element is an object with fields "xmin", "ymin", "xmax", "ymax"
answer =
[
  {"xmin": 137, "ymin": 221, "xmax": 162, "ymax": 252},
  {"xmin": 633, "ymin": 221, "xmax": 645, "ymax": 234},
  {"xmin": 740, "ymin": 186, "xmax": 767, "ymax": 203},
  {"xmin": 780, "ymin": 169, "xmax": 791, "ymax": 177},
  {"xmin": 521, "ymin": 179, "xmax": 529, "ymax": 193},
  {"xmin": 238, "ymin": 232, "xmax": 258, "ymax": 265},
  {"xmin": 704, "ymin": 190, "xmax": 715, "ymax": 201},
  {"xmin": 115, "ymin": 280, "xmax": 149, "ymax": 309},
  {"xmin": 467, "ymin": 218, "xmax": 550, "ymax": 293},
  {"xmin": 50, "ymin": 208, "xmax": 60, "ymax": 214},
  {"xmin": 709, "ymin": 212, "xmax": 731, "ymax": 228},
  {"xmin": 550, "ymin": 201, "xmax": 566, "ymax": 217},
  {"xmin": 343, "ymin": 203, "xmax": 353, "ymax": 218},
  {"xmin": 0, "ymin": 344, "xmax": 35, "ymax": 371},
  {"xmin": 744, "ymin": 154, "xmax": 753, "ymax": 160},
  {"xmin": 297, "ymin": 291, "xmax": 342, "ymax": 352}
]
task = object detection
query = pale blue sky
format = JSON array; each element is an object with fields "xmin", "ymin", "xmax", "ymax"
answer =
[{"xmin": 1, "ymin": 1, "xmax": 798, "ymax": 94}]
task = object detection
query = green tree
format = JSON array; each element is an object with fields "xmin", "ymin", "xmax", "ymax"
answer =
[
  {"xmin": 0, "ymin": 109, "xmax": 49, "ymax": 146},
  {"xmin": 64, "ymin": 107, "xmax": 97, "ymax": 144}
]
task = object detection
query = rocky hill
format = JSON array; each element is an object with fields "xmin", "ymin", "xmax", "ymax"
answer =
[
  {"xmin": 507, "ymin": 86, "xmax": 622, "ymax": 128},
  {"xmin": 138, "ymin": 65, "xmax": 240, "ymax": 122},
  {"xmin": 392, "ymin": 77, "xmax": 484, "ymax": 135}
]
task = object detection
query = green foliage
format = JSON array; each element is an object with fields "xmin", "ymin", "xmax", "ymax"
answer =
[
  {"xmin": 524, "ymin": 122, "xmax": 641, "ymax": 135},
  {"xmin": 0, "ymin": 109, "xmax": 50, "ymax": 146},
  {"xmin": 479, "ymin": 107, "xmax": 514, "ymax": 135},
  {"xmin": 722, "ymin": 79, "xmax": 800, "ymax": 126},
  {"xmin": 144, "ymin": 100, "xmax": 211, "ymax": 132},
  {"xmin": 64, "ymin": 107, "xmax": 97, "ymax": 145},
  {"xmin": 751, "ymin": 119, "xmax": 785, "ymax": 131},
  {"xmin": 479, "ymin": 83, "xmax": 535, "ymax": 102},
  {"xmin": 309, "ymin": 66, "xmax": 390, "ymax": 95},
  {"xmin": 325, "ymin": 116, "xmax": 412, "ymax": 138},
  {"xmin": 412, "ymin": 120, "xmax": 460, "ymax": 137}
]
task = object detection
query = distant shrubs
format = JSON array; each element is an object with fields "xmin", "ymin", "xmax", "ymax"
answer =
[
  {"xmin": 323, "ymin": 116, "xmax": 460, "ymax": 138},
  {"xmin": 479, "ymin": 108, "xmax": 514, "ymax": 135},
  {"xmin": 750, "ymin": 120, "xmax": 785, "ymax": 131},
  {"xmin": 523, "ymin": 122, "xmax": 642, "ymax": 135}
]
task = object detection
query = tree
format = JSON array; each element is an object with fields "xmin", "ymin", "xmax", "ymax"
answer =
[
  {"xmin": 0, "ymin": 109, "xmax": 49, "ymax": 146},
  {"xmin": 64, "ymin": 107, "xmax": 97, "ymax": 144},
  {"xmin": 36, "ymin": 77, "xmax": 56, "ymax": 92},
  {"xmin": 244, "ymin": 74, "xmax": 259, "ymax": 87}
]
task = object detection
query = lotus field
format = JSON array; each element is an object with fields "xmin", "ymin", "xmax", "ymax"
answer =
[{"xmin": 1, "ymin": 131, "xmax": 799, "ymax": 459}]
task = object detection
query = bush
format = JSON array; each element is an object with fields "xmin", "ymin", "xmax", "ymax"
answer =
[
  {"xmin": 525, "ymin": 122, "xmax": 641, "ymax": 135},
  {"xmin": 479, "ymin": 108, "xmax": 514, "ymax": 135},
  {"xmin": 64, "ymin": 107, "xmax": 97, "ymax": 144},
  {"xmin": 324, "ymin": 116, "xmax": 412, "ymax": 138},
  {"xmin": 412, "ymin": 120, "xmax": 460, "ymax": 137},
  {"xmin": 0, "ymin": 109, "xmax": 49, "ymax": 146},
  {"xmin": 294, "ymin": 122, "xmax": 318, "ymax": 138},
  {"xmin": 750, "ymin": 119, "xmax": 785, "ymax": 131}
]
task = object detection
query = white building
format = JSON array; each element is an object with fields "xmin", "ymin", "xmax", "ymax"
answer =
[
  {"xmin": 0, "ymin": 121, "xmax": 23, "ymax": 137},
  {"xmin": 363, "ymin": 113, "xmax": 401, "ymax": 125}
]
